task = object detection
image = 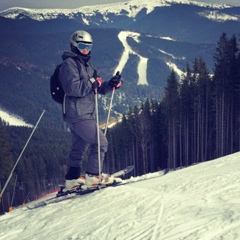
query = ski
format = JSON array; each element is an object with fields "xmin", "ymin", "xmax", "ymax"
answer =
[
  {"xmin": 112, "ymin": 165, "xmax": 134, "ymax": 177},
  {"xmin": 27, "ymin": 165, "xmax": 134, "ymax": 210},
  {"xmin": 27, "ymin": 167, "xmax": 169, "ymax": 210}
]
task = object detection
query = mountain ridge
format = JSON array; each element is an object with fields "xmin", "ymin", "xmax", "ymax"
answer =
[{"xmin": 0, "ymin": 0, "xmax": 235, "ymax": 22}]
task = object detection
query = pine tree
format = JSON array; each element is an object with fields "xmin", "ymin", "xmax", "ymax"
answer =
[
  {"xmin": 151, "ymin": 101, "xmax": 168, "ymax": 170},
  {"xmin": 162, "ymin": 70, "xmax": 180, "ymax": 169},
  {"xmin": 0, "ymin": 124, "xmax": 14, "ymax": 180},
  {"xmin": 179, "ymin": 63, "xmax": 193, "ymax": 166},
  {"xmin": 213, "ymin": 33, "xmax": 239, "ymax": 156},
  {"xmin": 127, "ymin": 102, "xmax": 154, "ymax": 174},
  {"xmin": 192, "ymin": 57, "xmax": 213, "ymax": 162}
]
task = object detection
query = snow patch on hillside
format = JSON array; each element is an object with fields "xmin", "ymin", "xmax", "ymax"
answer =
[
  {"xmin": 166, "ymin": 62, "xmax": 184, "ymax": 77},
  {"xmin": 115, "ymin": 31, "xmax": 149, "ymax": 85},
  {"xmin": 198, "ymin": 10, "xmax": 240, "ymax": 22},
  {"xmin": 115, "ymin": 30, "xmax": 186, "ymax": 82},
  {"xmin": 0, "ymin": 108, "xmax": 33, "ymax": 127}
]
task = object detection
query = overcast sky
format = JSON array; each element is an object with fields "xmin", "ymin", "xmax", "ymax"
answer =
[{"xmin": 0, "ymin": 0, "xmax": 239, "ymax": 11}]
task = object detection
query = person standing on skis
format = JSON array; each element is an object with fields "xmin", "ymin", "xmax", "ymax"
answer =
[{"xmin": 59, "ymin": 30, "xmax": 122, "ymax": 190}]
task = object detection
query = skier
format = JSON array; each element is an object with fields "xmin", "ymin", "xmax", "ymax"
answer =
[{"xmin": 59, "ymin": 30, "xmax": 122, "ymax": 190}]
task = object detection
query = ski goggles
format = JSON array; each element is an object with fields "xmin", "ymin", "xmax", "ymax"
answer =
[{"xmin": 77, "ymin": 42, "xmax": 92, "ymax": 51}]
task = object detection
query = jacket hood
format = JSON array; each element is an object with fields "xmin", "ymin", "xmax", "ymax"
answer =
[
  {"xmin": 62, "ymin": 51, "xmax": 77, "ymax": 60},
  {"xmin": 62, "ymin": 51, "xmax": 91, "ymax": 64}
]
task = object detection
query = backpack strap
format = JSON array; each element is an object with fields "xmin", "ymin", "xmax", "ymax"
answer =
[
  {"xmin": 72, "ymin": 57, "xmax": 82, "ymax": 75},
  {"xmin": 62, "ymin": 57, "xmax": 82, "ymax": 115}
]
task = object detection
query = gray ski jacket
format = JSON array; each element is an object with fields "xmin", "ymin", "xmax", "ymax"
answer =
[{"xmin": 59, "ymin": 51, "xmax": 112, "ymax": 123}]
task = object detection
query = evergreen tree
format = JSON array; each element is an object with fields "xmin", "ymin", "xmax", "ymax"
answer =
[
  {"xmin": 105, "ymin": 115, "xmax": 134, "ymax": 173},
  {"xmin": 127, "ymin": 103, "xmax": 154, "ymax": 174},
  {"xmin": 213, "ymin": 33, "xmax": 239, "ymax": 156},
  {"xmin": 179, "ymin": 63, "xmax": 194, "ymax": 166},
  {"xmin": 0, "ymin": 124, "xmax": 14, "ymax": 180},
  {"xmin": 151, "ymin": 101, "xmax": 168, "ymax": 170},
  {"xmin": 192, "ymin": 57, "xmax": 213, "ymax": 162},
  {"xmin": 162, "ymin": 70, "xmax": 180, "ymax": 169}
]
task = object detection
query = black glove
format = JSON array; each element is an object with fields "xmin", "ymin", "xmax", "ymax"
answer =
[
  {"xmin": 109, "ymin": 71, "xmax": 122, "ymax": 89},
  {"xmin": 91, "ymin": 79, "xmax": 102, "ymax": 89}
]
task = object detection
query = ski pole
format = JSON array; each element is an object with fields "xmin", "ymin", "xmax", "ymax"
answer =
[
  {"xmin": 104, "ymin": 70, "xmax": 121, "ymax": 136},
  {"xmin": 104, "ymin": 87, "xmax": 115, "ymax": 136},
  {"xmin": 94, "ymin": 89, "xmax": 101, "ymax": 184},
  {"xmin": 0, "ymin": 110, "xmax": 45, "ymax": 203}
]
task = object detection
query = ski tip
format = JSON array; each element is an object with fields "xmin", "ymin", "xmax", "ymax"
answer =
[{"xmin": 126, "ymin": 165, "xmax": 134, "ymax": 171}]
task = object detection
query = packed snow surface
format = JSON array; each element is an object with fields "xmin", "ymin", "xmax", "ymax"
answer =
[{"xmin": 1, "ymin": 151, "xmax": 240, "ymax": 239}]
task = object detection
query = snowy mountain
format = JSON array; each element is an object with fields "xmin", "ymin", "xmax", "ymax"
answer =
[
  {"xmin": 1, "ymin": 0, "xmax": 239, "ymax": 44},
  {"xmin": 0, "ymin": 0, "xmax": 240, "ymax": 125},
  {"xmin": 1, "ymin": 151, "xmax": 240, "ymax": 239},
  {"xmin": 0, "ymin": 0, "xmax": 236, "ymax": 22}
]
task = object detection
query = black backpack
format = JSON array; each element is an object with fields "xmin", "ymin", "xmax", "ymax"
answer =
[{"xmin": 50, "ymin": 57, "xmax": 81, "ymax": 104}]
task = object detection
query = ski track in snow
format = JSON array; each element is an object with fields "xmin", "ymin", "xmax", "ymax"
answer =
[
  {"xmin": 115, "ymin": 31, "xmax": 149, "ymax": 86},
  {"xmin": 151, "ymin": 195, "xmax": 165, "ymax": 240},
  {"xmin": 1, "ymin": 153, "xmax": 240, "ymax": 239},
  {"xmin": 115, "ymin": 30, "xmax": 184, "ymax": 84}
]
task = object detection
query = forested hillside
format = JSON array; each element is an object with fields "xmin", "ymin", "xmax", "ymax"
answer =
[
  {"xmin": 1, "ymin": 32, "xmax": 240, "ymax": 214},
  {"xmin": 105, "ymin": 32, "xmax": 240, "ymax": 174}
]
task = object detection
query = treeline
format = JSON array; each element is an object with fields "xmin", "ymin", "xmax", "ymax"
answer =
[
  {"xmin": 104, "ymin": 32, "xmax": 240, "ymax": 175},
  {"xmin": 0, "ymin": 122, "xmax": 71, "ymax": 214}
]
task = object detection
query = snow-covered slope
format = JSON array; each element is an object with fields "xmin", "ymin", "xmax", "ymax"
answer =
[
  {"xmin": 0, "ymin": 0, "xmax": 234, "ymax": 22},
  {"xmin": 115, "ymin": 31, "xmax": 149, "ymax": 85},
  {"xmin": 1, "ymin": 151, "xmax": 240, "ymax": 239},
  {"xmin": 198, "ymin": 10, "xmax": 240, "ymax": 22}
]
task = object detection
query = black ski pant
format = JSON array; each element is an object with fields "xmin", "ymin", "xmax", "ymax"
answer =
[{"xmin": 67, "ymin": 119, "xmax": 108, "ymax": 175}]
